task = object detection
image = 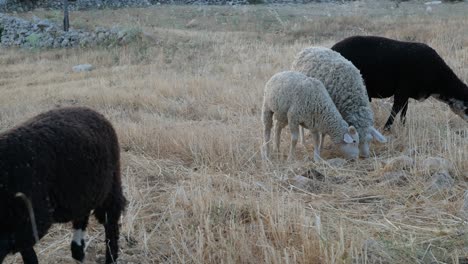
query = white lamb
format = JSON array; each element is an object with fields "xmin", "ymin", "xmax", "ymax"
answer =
[
  {"xmin": 261, "ymin": 71, "xmax": 359, "ymax": 161},
  {"xmin": 292, "ymin": 47, "xmax": 386, "ymax": 158}
]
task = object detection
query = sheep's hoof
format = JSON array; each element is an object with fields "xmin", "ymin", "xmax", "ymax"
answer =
[{"xmin": 71, "ymin": 240, "xmax": 86, "ymax": 262}]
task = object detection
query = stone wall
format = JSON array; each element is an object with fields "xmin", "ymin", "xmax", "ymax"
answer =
[
  {"xmin": 0, "ymin": 13, "xmax": 142, "ymax": 48},
  {"xmin": 0, "ymin": 0, "xmax": 343, "ymax": 12},
  {"xmin": 0, "ymin": 0, "xmax": 151, "ymax": 12}
]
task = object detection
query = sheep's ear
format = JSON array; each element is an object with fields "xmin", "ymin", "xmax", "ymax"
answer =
[
  {"xmin": 343, "ymin": 133, "xmax": 353, "ymax": 143},
  {"xmin": 370, "ymin": 127, "xmax": 387, "ymax": 143},
  {"xmin": 348, "ymin": 126, "xmax": 357, "ymax": 135}
]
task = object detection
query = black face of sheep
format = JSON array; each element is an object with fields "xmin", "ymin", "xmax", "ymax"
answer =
[
  {"xmin": 331, "ymin": 35, "xmax": 468, "ymax": 130},
  {"xmin": 0, "ymin": 107, "xmax": 127, "ymax": 264}
]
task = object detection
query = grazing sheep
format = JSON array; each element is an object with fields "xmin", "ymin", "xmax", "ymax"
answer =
[
  {"xmin": 331, "ymin": 35, "xmax": 468, "ymax": 129},
  {"xmin": 262, "ymin": 71, "xmax": 360, "ymax": 161},
  {"xmin": 0, "ymin": 107, "xmax": 126, "ymax": 264},
  {"xmin": 292, "ymin": 47, "xmax": 386, "ymax": 158}
]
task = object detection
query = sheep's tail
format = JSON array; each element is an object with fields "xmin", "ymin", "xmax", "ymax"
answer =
[{"xmin": 15, "ymin": 192, "xmax": 39, "ymax": 243}]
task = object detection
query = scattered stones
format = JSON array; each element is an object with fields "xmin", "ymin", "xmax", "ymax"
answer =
[
  {"xmin": 426, "ymin": 170, "xmax": 454, "ymax": 193},
  {"xmin": 326, "ymin": 158, "xmax": 347, "ymax": 168},
  {"xmin": 0, "ymin": 0, "xmax": 354, "ymax": 11},
  {"xmin": 384, "ymin": 155, "xmax": 414, "ymax": 171},
  {"xmin": 420, "ymin": 157, "xmax": 454, "ymax": 173},
  {"xmin": 288, "ymin": 174, "xmax": 331, "ymax": 193},
  {"xmin": 289, "ymin": 167, "xmax": 333, "ymax": 193},
  {"xmin": 72, "ymin": 64, "xmax": 94, "ymax": 72},
  {"xmin": 379, "ymin": 171, "xmax": 408, "ymax": 186},
  {"xmin": 300, "ymin": 167, "xmax": 325, "ymax": 181},
  {"xmin": 0, "ymin": 0, "xmax": 151, "ymax": 12},
  {"xmin": 0, "ymin": 14, "xmax": 142, "ymax": 49}
]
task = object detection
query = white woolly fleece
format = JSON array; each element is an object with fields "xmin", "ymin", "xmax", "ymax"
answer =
[
  {"xmin": 262, "ymin": 71, "xmax": 349, "ymax": 143},
  {"xmin": 292, "ymin": 47, "xmax": 375, "ymax": 151}
]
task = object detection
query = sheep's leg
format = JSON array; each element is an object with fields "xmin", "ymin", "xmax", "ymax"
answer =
[
  {"xmin": 20, "ymin": 247, "xmax": 38, "ymax": 264},
  {"xmin": 94, "ymin": 180, "xmax": 126, "ymax": 264},
  {"xmin": 274, "ymin": 121, "xmax": 287, "ymax": 158},
  {"xmin": 310, "ymin": 131, "xmax": 322, "ymax": 162},
  {"xmin": 299, "ymin": 127, "xmax": 307, "ymax": 146},
  {"xmin": 319, "ymin": 133, "xmax": 324, "ymax": 152},
  {"xmin": 71, "ymin": 216, "xmax": 89, "ymax": 262},
  {"xmin": 262, "ymin": 109, "xmax": 273, "ymax": 160},
  {"xmin": 288, "ymin": 121, "xmax": 300, "ymax": 162},
  {"xmin": 384, "ymin": 96, "xmax": 408, "ymax": 130},
  {"xmin": 400, "ymin": 101, "xmax": 409, "ymax": 125},
  {"xmin": 0, "ymin": 249, "xmax": 7, "ymax": 263}
]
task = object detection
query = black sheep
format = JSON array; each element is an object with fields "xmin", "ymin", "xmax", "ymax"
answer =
[
  {"xmin": 331, "ymin": 35, "xmax": 468, "ymax": 129},
  {"xmin": 0, "ymin": 107, "xmax": 126, "ymax": 264}
]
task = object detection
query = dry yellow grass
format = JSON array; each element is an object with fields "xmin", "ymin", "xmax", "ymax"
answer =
[{"xmin": 1, "ymin": 0, "xmax": 468, "ymax": 263}]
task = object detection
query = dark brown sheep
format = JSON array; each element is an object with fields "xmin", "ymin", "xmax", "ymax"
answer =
[
  {"xmin": 332, "ymin": 35, "xmax": 468, "ymax": 129},
  {"xmin": 0, "ymin": 107, "xmax": 126, "ymax": 264}
]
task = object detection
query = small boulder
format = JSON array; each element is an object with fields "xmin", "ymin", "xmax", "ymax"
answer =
[
  {"xmin": 427, "ymin": 170, "xmax": 454, "ymax": 193},
  {"xmin": 289, "ymin": 174, "xmax": 330, "ymax": 193},
  {"xmin": 384, "ymin": 155, "xmax": 414, "ymax": 171},
  {"xmin": 326, "ymin": 158, "xmax": 347, "ymax": 168},
  {"xmin": 380, "ymin": 171, "xmax": 408, "ymax": 186},
  {"xmin": 186, "ymin": 19, "xmax": 198, "ymax": 28},
  {"xmin": 290, "ymin": 175, "xmax": 314, "ymax": 190},
  {"xmin": 300, "ymin": 167, "xmax": 325, "ymax": 181},
  {"xmin": 72, "ymin": 64, "xmax": 94, "ymax": 72},
  {"xmin": 420, "ymin": 157, "xmax": 454, "ymax": 173}
]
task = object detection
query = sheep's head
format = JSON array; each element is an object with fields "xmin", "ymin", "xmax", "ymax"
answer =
[
  {"xmin": 358, "ymin": 126, "xmax": 387, "ymax": 158},
  {"xmin": 339, "ymin": 126, "xmax": 360, "ymax": 160}
]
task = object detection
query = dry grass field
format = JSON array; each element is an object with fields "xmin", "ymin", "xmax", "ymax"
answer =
[{"xmin": 1, "ymin": 0, "xmax": 468, "ymax": 263}]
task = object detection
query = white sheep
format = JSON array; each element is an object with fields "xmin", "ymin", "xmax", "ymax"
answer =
[
  {"xmin": 292, "ymin": 47, "xmax": 386, "ymax": 158},
  {"xmin": 261, "ymin": 71, "xmax": 359, "ymax": 161}
]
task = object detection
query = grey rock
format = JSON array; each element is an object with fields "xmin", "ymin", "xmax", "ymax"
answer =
[
  {"xmin": 326, "ymin": 158, "xmax": 347, "ymax": 168},
  {"xmin": 384, "ymin": 155, "xmax": 414, "ymax": 171},
  {"xmin": 420, "ymin": 157, "xmax": 454, "ymax": 173},
  {"xmin": 72, "ymin": 64, "xmax": 94, "ymax": 72},
  {"xmin": 61, "ymin": 38, "xmax": 69, "ymax": 47},
  {"xmin": 0, "ymin": 14, "xmax": 129, "ymax": 49},
  {"xmin": 427, "ymin": 170, "xmax": 454, "ymax": 193},
  {"xmin": 380, "ymin": 171, "xmax": 408, "ymax": 186},
  {"xmin": 117, "ymin": 30, "xmax": 126, "ymax": 40}
]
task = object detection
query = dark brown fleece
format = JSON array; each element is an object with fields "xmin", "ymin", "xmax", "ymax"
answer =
[{"xmin": 0, "ymin": 107, "xmax": 126, "ymax": 264}]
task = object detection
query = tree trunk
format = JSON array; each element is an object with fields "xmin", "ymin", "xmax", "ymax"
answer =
[{"xmin": 63, "ymin": 0, "xmax": 69, "ymax": 32}]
